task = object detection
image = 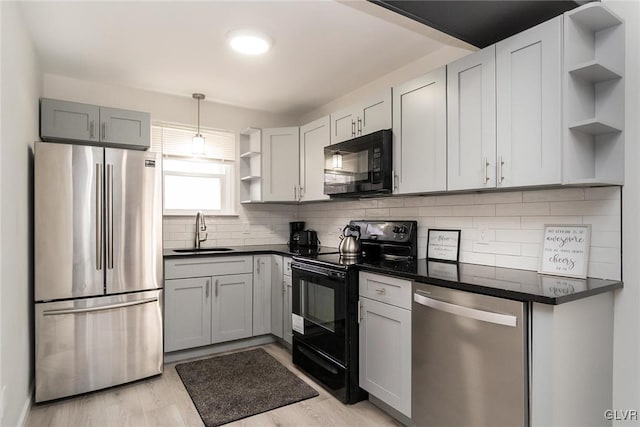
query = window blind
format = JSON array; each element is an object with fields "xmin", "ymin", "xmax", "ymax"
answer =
[{"xmin": 151, "ymin": 123, "xmax": 235, "ymax": 161}]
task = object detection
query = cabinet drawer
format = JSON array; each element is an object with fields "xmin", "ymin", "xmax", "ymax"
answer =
[
  {"xmin": 165, "ymin": 256, "xmax": 253, "ymax": 279},
  {"xmin": 359, "ymin": 272, "xmax": 412, "ymax": 310}
]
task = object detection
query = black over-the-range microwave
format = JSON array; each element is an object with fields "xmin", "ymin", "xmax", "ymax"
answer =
[{"xmin": 323, "ymin": 129, "xmax": 393, "ymax": 197}]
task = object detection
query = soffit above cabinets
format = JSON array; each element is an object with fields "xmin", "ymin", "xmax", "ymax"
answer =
[{"xmin": 369, "ymin": 0, "xmax": 593, "ymax": 48}]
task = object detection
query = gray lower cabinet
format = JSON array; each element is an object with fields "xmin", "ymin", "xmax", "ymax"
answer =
[
  {"xmin": 270, "ymin": 255, "xmax": 284, "ymax": 338},
  {"xmin": 164, "ymin": 256, "xmax": 253, "ymax": 352},
  {"xmin": 253, "ymin": 255, "xmax": 272, "ymax": 336},
  {"xmin": 358, "ymin": 272, "xmax": 412, "ymax": 418},
  {"xmin": 211, "ymin": 273, "xmax": 253, "ymax": 344},
  {"xmin": 40, "ymin": 98, "xmax": 150, "ymax": 149},
  {"xmin": 164, "ymin": 277, "xmax": 212, "ymax": 352}
]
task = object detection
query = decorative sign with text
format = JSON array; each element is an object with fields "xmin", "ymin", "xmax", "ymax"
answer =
[
  {"xmin": 539, "ymin": 224, "xmax": 591, "ymax": 279},
  {"xmin": 427, "ymin": 229, "xmax": 461, "ymax": 263}
]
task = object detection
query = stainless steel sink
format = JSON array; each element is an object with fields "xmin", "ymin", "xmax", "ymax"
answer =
[{"xmin": 172, "ymin": 248, "xmax": 233, "ymax": 253}]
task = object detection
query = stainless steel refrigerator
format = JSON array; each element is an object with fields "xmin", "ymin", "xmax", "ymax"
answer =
[{"xmin": 34, "ymin": 141, "xmax": 163, "ymax": 403}]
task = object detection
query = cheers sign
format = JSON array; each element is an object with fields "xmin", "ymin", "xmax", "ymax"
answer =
[{"xmin": 539, "ymin": 225, "xmax": 591, "ymax": 279}]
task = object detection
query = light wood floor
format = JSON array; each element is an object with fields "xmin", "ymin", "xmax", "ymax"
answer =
[{"xmin": 26, "ymin": 343, "xmax": 403, "ymax": 427}]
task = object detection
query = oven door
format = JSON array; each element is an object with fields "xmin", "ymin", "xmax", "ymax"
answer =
[{"xmin": 292, "ymin": 262, "xmax": 347, "ymax": 364}]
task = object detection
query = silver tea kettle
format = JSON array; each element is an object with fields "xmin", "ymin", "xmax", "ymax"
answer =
[{"xmin": 339, "ymin": 225, "xmax": 361, "ymax": 258}]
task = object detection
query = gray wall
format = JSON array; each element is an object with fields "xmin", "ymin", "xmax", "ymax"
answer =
[{"xmin": 0, "ymin": 2, "xmax": 41, "ymax": 425}]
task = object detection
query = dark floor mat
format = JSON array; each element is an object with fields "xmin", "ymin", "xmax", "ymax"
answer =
[{"xmin": 175, "ymin": 348, "xmax": 319, "ymax": 426}]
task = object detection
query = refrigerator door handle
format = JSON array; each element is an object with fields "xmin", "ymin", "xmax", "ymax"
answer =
[
  {"xmin": 413, "ymin": 293, "xmax": 517, "ymax": 327},
  {"xmin": 106, "ymin": 164, "xmax": 114, "ymax": 269},
  {"xmin": 43, "ymin": 297, "xmax": 159, "ymax": 316},
  {"xmin": 96, "ymin": 163, "xmax": 103, "ymax": 270}
]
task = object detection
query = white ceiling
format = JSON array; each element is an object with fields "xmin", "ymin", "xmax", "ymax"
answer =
[{"xmin": 19, "ymin": 0, "xmax": 469, "ymax": 117}]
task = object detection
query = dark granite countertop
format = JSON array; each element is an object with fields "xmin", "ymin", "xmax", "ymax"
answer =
[{"xmin": 163, "ymin": 245, "xmax": 622, "ymax": 305}]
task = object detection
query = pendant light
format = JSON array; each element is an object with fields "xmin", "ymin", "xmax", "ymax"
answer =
[{"xmin": 192, "ymin": 93, "xmax": 205, "ymax": 155}]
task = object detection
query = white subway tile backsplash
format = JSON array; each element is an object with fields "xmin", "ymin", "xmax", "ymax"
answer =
[
  {"xmin": 163, "ymin": 187, "xmax": 621, "ymax": 280},
  {"xmin": 435, "ymin": 194, "xmax": 478, "ymax": 206},
  {"xmin": 523, "ymin": 188, "xmax": 585, "ymax": 202},
  {"xmin": 404, "ymin": 196, "xmax": 436, "ymax": 207},
  {"xmin": 472, "ymin": 241, "xmax": 521, "ymax": 256},
  {"xmin": 418, "ymin": 206, "xmax": 453, "ymax": 216},
  {"xmin": 585, "ymin": 186, "xmax": 621, "ymax": 200},
  {"xmin": 365, "ymin": 208, "xmax": 390, "ymax": 217},
  {"xmin": 390, "ymin": 207, "xmax": 419, "ymax": 217},
  {"xmin": 550, "ymin": 200, "xmax": 620, "ymax": 216},
  {"xmin": 520, "ymin": 216, "xmax": 582, "ymax": 229},
  {"xmin": 452, "ymin": 204, "xmax": 495, "ymax": 217},
  {"xmin": 435, "ymin": 217, "xmax": 474, "ymax": 228},
  {"xmin": 591, "ymin": 231, "xmax": 621, "ymax": 248},
  {"xmin": 495, "ymin": 229, "xmax": 543, "ymax": 243},
  {"xmin": 473, "ymin": 217, "xmax": 521, "ymax": 229},
  {"xmin": 496, "ymin": 202, "xmax": 550, "ymax": 216},
  {"xmin": 377, "ymin": 198, "xmax": 405, "ymax": 208},
  {"xmin": 476, "ymin": 192, "xmax": 523, "ymax": 204}
]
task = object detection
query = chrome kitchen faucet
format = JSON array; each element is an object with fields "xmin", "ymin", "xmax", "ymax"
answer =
[{"xmin": 195, "ymin": 211, "xmax": 207, "ymax": 248}]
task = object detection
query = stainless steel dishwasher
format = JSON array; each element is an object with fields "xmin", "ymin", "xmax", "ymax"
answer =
[{"xmin": 412, "ymin": 283, "xmax": 528, "ymax": 427}]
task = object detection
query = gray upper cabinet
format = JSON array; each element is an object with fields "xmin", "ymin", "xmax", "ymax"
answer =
[
  {"xmin": 393, "ymin": 67, "xmax": 447, "ymax": 195},
  {"xmin": 41, "ymin": 98, "xmax": 150, "ymax": 150},
  {"xmin": 447, "ymin": 46, "xmax": 497, "ymax": 191},
  {"xmin": 40, "ymin": 98, "xmax": 100, "ymax": 143},
  {"xmin": 262, "ymin": 126, "xmax": 300, "ymax": 202},
  {"xmin": 330, "ymin": 89, "xmax": 391, "ymax": 144},
  {"xmin": 496, "ymin": 16, "xmax": 562, "ymax": 188},
  {"xmin": 99, "ymin": 107, "xmax": 150, "ymax": 149},
  {"xmin": 299, "ymin": 116, "xmax": 330, "ymax": 202}
]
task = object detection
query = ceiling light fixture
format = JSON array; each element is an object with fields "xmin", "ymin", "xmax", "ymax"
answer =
[
  {"xmin": 228, "ymin": 30, "xmax": 272, "ymax": 55},
  {"xmin": 192, "ymin": 93, "xmax": 205, "ymax": 155}
]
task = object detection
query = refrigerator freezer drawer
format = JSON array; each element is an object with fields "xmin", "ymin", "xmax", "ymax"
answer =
[{"xmin": 35, "ymin": 290, "xmax": 163, "ymax": 402}]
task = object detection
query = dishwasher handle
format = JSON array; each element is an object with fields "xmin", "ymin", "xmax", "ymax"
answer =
[{"xmin": 413, "ymin": 292, "xmax": 517, "ymax": 327}]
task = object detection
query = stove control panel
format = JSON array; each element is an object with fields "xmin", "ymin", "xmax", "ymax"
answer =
[{"xmin": 349, "ymin": 220, "xmax": 417, "ymax": 244}]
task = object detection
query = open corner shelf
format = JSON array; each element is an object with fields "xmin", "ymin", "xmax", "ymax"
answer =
[
  {"xmin": 567, "ymin": 3, "xmax": 623, "ymax": 32},
  {"xmin": 569, "ymin": 119, "xmax": 622, "ymax": 136},
  {"xmin": 568, "ymin": 61, "xmax": 622, "ymax": 84}
]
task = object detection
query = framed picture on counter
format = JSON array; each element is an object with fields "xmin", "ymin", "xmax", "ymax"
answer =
[
  {"xmin": 538, "ymin": 224, "xmax": 591, "ymax": 279},
  {"xmin": 427, "ymin": 229, "xmax": 461, "ymax": 263}
]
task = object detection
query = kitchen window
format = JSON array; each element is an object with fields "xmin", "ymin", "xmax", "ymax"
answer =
[{"xmin": 151, "ymin": 124, "xmax": 236, "ymax": 215}]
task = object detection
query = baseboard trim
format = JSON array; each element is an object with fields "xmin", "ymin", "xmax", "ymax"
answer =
[
  {"xmin": 19, "ymin": 383, "xmax": 33, "ymax": 427},
  {"xmin": 164, "ymin": 335, "xmax": 276, "ymax": 364},
  {"xmin": 369, "ymin": 394, "xmax": 412, "ymax": 426}
]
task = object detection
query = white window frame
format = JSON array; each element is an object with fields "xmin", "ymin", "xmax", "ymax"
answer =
[{"xmin": 152, "ymin": 123, "xmax": 238, "ymax": 216}]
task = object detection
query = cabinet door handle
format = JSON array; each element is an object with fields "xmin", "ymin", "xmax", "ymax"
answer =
[
  {"xmin": 357, "ymin": 117, "xmax": 362, "ymax": 135},
  {"xmin": 282, "ymin": 280, "xmax": 286, "ymax": 295},
  {"xmin": 393, "ymin": 172, "xmax": 399, "ymax": 191},
  {"xmin": 215, "ymin": 279, "xmax": 219, "ymax": 297},
  {"xmin": 256, "ymin": 259, "xmax": 260, "ymax": 275},
  {"xmin": 375, "ymin": 288, "xmax": 386, "ymax": 294},
  {"xmin": 90, "ymin": 121, "xmax": 95, "ymax": 139},
  {"xmin": 206, "ymin": 280, "xmax": 210, "ymax": 298},
  {"xmin": 101, "ymin": 122, "xmax": 106, "ymax": 140},
  {"xmin": 484, "ymin": 157, "xmax": 490, "ymax": 183},
  {"xmin": 498, "ymin": 156, "xmax": 505, "ymax": 184},
  {"xmin": 351, "ymin": 120, "xmax": 356, "ymax": 137}
]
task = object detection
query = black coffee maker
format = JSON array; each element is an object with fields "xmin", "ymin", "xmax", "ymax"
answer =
[{"xmin": 289, "ymin": 221, "xmax": 305, "ymax": 245}]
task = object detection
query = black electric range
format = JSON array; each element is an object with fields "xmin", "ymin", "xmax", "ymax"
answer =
[{"xmin": 290, "ymin": 220, "xmax": 417, "ymax": 404}]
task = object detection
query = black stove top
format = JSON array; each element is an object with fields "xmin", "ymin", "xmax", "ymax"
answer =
[{"xmin": 288, "ymin": 245, "xmax": 339, "ymax": 257}]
